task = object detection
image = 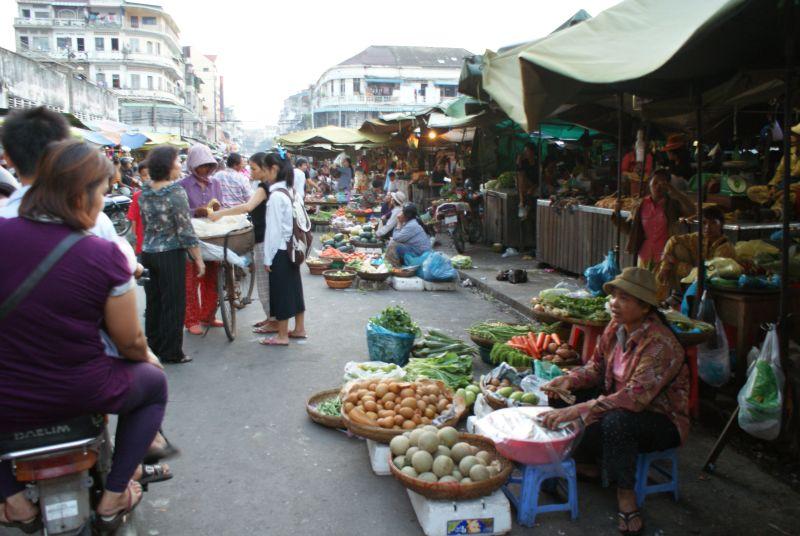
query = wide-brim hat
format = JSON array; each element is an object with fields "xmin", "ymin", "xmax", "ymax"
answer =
[
  {"xmin": 661, "ymin": 134, "xmax": 687, "ymax": 152},
  {"xmin": 603, "ymin": 267, "xmax": 659, "ymax": 307},
  {"xmin": 391, "ymin": 191, "xmax": 407, "ymax": 205}
]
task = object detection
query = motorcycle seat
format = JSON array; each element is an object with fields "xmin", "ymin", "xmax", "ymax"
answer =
[{"xmin": 0, "ymin": 415, "xmax": 104, "ymax": 457}]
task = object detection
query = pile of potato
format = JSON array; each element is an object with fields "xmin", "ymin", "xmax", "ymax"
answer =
[{"xmin": 344, "ymin": 380, "xmax": 454, "ymax": 430}]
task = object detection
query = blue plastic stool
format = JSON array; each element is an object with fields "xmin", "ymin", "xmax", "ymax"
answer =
[
  {"xmin": 635, "ymin": 449, "xmax": 679, "ymax": 507},
  {"xmin": 502, "ymin": 459, "xmax": 579, "ymax": 527}
]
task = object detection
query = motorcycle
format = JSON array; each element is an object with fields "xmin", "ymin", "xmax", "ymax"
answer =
[
  {"xmin": 104, "ymin": 187, "xmax": 132, "ymax": 237},
  {"xmin": 432, "ymin": 200, "xmax": 471, "ymax": 254},
  {"xmin": 0, "ymin": 414, "xmax": 134, "ymax": 535},
  {"xmin": 456, "ymin": 178, "xmax": 484, "ymax": 244}
]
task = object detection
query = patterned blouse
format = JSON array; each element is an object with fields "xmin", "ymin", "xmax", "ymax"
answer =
[
  {"xmin": 567, "ymin": 313, "xmax": 690, "ymax": 443},
  {"xmin": 140, "ymin": 182, "xmax": 199, "ymax": 254}
]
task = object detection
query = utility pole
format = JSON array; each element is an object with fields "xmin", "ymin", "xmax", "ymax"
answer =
[{"xmin": 213, "ymin": 74, "xmax": 218, "ymax": 144}]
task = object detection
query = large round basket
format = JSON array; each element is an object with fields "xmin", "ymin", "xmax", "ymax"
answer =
[
  {"xmin": 388, "ymin": 434, "xmax": 514, "ymax": 500},
  {"xmin": 306, "ymin": 259, "xmax": 333, "ymax": 275},
  {"xmin": 326, "ymin": 278, "xmax": 354, "ymax": 290},
  {"xmin": 200, "ymin": 225, "xmax": 255, "ymax": 256},
  {"xmin": 469, "ymin": 334, "xmax": 495, "ymax": 349},
  {"xmin": 479, "ymin": 376, "xmax": 510, "ymax": 411},
  {"xmin": 357, "ymin": 270, "xmax": 391, "ymax": 282},
  {"xmin": 675, "ymin": 329, "xmax": 715, "ymax": 347},
  {"xmin": 391, "ymin": 267, "xmax": 418, "ymax": 278},
  {"xmin": 322, "ymin": 269, "xmax": 356, "ymax": 281},
  {"xmin": 306, "ymin": 388, "xmax": 344, "ymax": 429},
  {"xmin": 341, "ymin": 379, "xmax": 467, "ymax": 444}
]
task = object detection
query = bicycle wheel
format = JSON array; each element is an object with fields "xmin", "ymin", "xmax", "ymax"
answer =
[
  {"xmin": 217, "ymin": 264, "xmax": 236, "ymax": 341},
  {"xmin": 452, "ymin": 225, "xmax": 466, "ymax": 254},
  {"xmin": 238, "ymin": 252, "xmax": 255, "ymax": 308}
]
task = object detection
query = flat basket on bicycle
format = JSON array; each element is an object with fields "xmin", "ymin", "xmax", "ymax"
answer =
[{"xmin": 200, "ymin": 226, "xmax": 255, "ymax": 256}]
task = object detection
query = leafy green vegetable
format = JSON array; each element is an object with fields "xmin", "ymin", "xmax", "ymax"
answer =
[
  {"xmin": 451, "ymin": 255, "xmax": 473, "ymax": 269},
  {"xmin": 317, "ymin": 396, "xmax": 342, "ymax": 416},
  {"xmin": 543, "ymin": 295, "xmax": 610, "ymax": 322},
  {"xmin": 371, "ymin": 305, "xmax": 420, "ymax": 335},
  {"xmin": 404, "ymin": 352, "xmax": 473, "ymax": 389},
  {"xmin": 496, "ymin": 171, "xmax": 517, "ymax": 190},
  {"xmin": 468, "ymin": 322, "xmax": 559, "ymax": 343},
  {"xmin": 489, "ymin": 343, "xmax": 532, "ymax": 368}
]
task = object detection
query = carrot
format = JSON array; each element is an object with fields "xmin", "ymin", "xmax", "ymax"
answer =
[
  {"xmin": 543, "ymin": 334, "xmax": 552, "ymax": 349},
  {"xmin": 536, "ymin": 332, "xmax": 546, "ymax": 350},
  {"xmin": 528, "ymin": 333, "xmax": 541, "ymax": 359},
  {"xmin": 552, "ymin": 333, "xmax": 562, "ymax": 346}
]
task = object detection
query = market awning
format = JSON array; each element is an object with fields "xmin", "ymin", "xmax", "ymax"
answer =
[
  {"xmin": 141, "ymin": 133, "xmax": 190, "ymax": 149},
  {"xmin": 365, "ymin": 77, "xmax": 402, "ymax": 84},
  {"xmin": 72, "ymin": 128, "xmax": 116, "ymax": 147},
  {"xmin": 277, "ymin": 126, "xmax": 390, "ymax": 147},
  {"xmin": 121, "ymin": 132, "xmax": 149, "ymax": 150},
  {"xmin": 518, "ymin": 0, "xmax": 795, "ymax": 128}
]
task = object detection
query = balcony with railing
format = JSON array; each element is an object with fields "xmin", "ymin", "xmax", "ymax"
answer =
[
  {"xmin": 314, "ymin": 94, "xmax": 404, "ymax": 108},
  {"xmin": 15, "ymin": 17, "xmax": 86, "ymax": 28},
  {"xmin": 113, "ymin": 88, "xmax": 183, "ymax": 106}
]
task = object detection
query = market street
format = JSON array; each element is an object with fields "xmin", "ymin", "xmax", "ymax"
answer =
[{"xmin": 127, "ymin": 267, "xmax": 799, "ymax": 536}]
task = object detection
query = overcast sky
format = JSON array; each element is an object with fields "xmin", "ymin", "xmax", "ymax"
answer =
[{"xmin": 0, "ymin": 1, "xmax": 620, "ymax": 127}]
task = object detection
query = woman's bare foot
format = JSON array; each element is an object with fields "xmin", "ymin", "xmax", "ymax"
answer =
[
  {"xmin": 617, "ymin": 488, "xmax": 643, "ymax": 533},
  {"xmin": 97, "ymin": 481, "xmax": 143, "ymax": 518},
  {"xmin": 0, "ymin": 492, "xmax": 37, "ymax": 523},
  {"xmin": 150, "ymin": 432, "xmax": 167, "ymax": 451}
]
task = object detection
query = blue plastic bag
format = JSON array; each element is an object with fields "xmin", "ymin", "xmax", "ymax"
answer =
[
  {"xmin": 584, "ymin": 250, "xmax": 620, "ymax": 297},
  {"xmin": 366, "ymin": 322, "xmax": 416, "ymax": 366},
  {"xmin": 404, "ymin": 251, "xmax": 432, "ymax": 275},
  {"xmin": 421, "ymin": 252, "xmax": 458, "ymax": 282}
]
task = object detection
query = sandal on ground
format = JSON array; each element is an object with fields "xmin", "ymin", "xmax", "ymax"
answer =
[
  {"xmin": 618, "ymin": 510, "xmax": 644, "ymax": 535},
  {"xmin": 138, "ymin": 463, "xmax": 173, "ymax": 491},
  {"xmin": 187, "ymin": 325, "xmax": 203, "ymax": 335},
  {"xmin": 259, "ymin": 337, "xmax": 289, "ymax": 346},
  {"xmin": 0, "ymin": 503, "xmax": 41, "ymax": 534},
  {"xmin": 162, "ymin": 355, "xmax": 192, "ymax": 365},
  {"xmin": 289, "ymin": 332, "xmax": 307, "ymax": 339},
  {"xmin": 143, "ymin": 431, "xmax": 180, "ymax": 464},
  {"xmin": 95, "ymin": 482, "xmax": 143, "ymax": 533},
  {"xmin": 252, "ymin": 319, "xmax": 270, "ymax": 328},
  {"xmin": 253, "ymin": 325, "xmax": 279, "ymax": 334}
]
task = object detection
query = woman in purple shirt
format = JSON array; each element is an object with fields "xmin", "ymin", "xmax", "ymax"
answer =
[{"xmin": 0, "ymin": 141, "xmax": 167, "ymax": 532}]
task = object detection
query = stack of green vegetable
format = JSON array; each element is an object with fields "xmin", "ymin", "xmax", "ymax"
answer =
[
  {"xmin": 450, "ymin": 255, "xmax": 473, "ymax": 269},
  {"xmin": 496, "ymin": 171, "xmax": 517, "ymax": 190},
  {"xmin": 406, "ymin": 330, "xmax": 476, "ymax": 389},
  {"xmin": 468, "ymin": 322, "xmax": 557, "ymax": 344},
  {"xmin": 317, "ymin": 396, "xmax": 342, "ymax": 417},
  {"xmin": 371, "ymin": 306, "xmax": 420, "ymax": 336},
  {"xmin": 311, "ymin": 210, "xmax": 334, "ymax": 224},
  {"xmin": 532, "ymin": 292, "xmax": 610, "ymax": 322},
  {"xmin": 489, "ymin": 344, "xmax": 532, "ymax": 368}
]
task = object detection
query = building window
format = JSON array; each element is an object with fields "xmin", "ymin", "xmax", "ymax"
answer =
[
  {"xmin": 353, "ymin": 79, "xmax": 361, "ymax": 95},
  {"xmin": 340, "ymin": 79, "xmax": 346, "ymax": 94},
  {"xmin": 32, "ymin": 36, "xmax": 49, "ymax": 51},
  {"xmin": 112, "ymin": 74, "xmax": 120, "ymax": 88},
  {"xmin": 95, "ymin": 37, "xmax": 104, "ymax": 51},
  {"xmin": 329, "ymin": 81, "xmax": 334, "ymax": 95},
  {"xmin": 130, "ymin": 74, "xmax": 140, "ymax": 89},
  {"xmin": 111, "ymin": 38, "xmax": 119, "ymax": 51},
  {"xmin": 21, "ymin": 9, "xmax": 30, "ymax": 18},
  {"xmin": 19, "ymin": 36, "xmax": 29, "ymax": 49},
  {"xmin": 130, "ymin": 15, "xmax": 139, "ymax": 28},
  {"xmin": 158, "ymin": 77, "xmax": 163, "ymax": 90},
  {"xmin": 156, "ymin": 42, "xmax": 161, "ymax": 55},
  {"xmin": 143, "ymin": 16, "xmax": 157, "ymax": 25},
  {"xmin": 146, "ymin": 41, "xmax": 153, "ymax": 54},
  {"xmin": 129, "ymin": 38, "xmax": 140, "ymax": 52},
  {"xmin": 147, "ymin": 75, "xmax": 154, "ymax": 89},
  {"xmin": 34, "ymin": 11, "xmax": 49, "ymax": 19},
  {"xmin": 96, "ymin": 73, "xmax": 106, "ymax": 86},
  {"xmin": 76, "ymin": 38, "xmax": 84, "ymax": 52},
  {"xmin": 56, "ymin": 37, "xmax": 71, "ymax": 51},
  {"xmin": 440, "ymin": 85, "xmax": 457, "ymax": 97}
]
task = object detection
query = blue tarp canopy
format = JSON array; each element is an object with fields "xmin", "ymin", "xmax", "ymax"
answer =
[{"xmin": 121, "ymin": 132, "xmax": 149, "ymax": 150}]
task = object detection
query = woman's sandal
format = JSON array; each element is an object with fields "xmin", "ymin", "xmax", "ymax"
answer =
[
  {"xmin": 143, "ymin": 430, "xmax": 181, "ymax": 464},
  {"xmin": 138, "ymin": 463, "xmax": 173, "ymax": 491},
  {"xmin": 0, "ymin": 503, "xmax": 41, "ymax": 534},
  {"xmin": 94, "ymin": 482, "xmax": 143, "ymax": 533},
  {"xmin": 618, "ymin": 510, "xmax": 644, "ymax": 535},
  {"xmin": 259, "ymin": 337, "xmax": 289, "ymax": 346},
  {"xmin": 253, "ymin": 325, "xmax": 279, "ymax": 334}
]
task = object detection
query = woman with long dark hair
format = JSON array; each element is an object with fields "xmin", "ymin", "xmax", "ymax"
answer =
[
  {"xmin": 260, "ymin": 152, "xmax": 306, "ymax": 346},
  {"xmin": 208, "ymin": 152, "xmax": 277, "ymax": 333}
]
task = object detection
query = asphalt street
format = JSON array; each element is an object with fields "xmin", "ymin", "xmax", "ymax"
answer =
[{"xmin": 125, "ymin": 269, "xmax": 799, "ymax": 536}]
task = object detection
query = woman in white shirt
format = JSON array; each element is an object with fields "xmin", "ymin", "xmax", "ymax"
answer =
[
  {"xmin": 377, "ymin": 191, "xmax": 406, "ymax": 239},
  {"xmin": 260, "ymin": 152, "xmax": 306, "ymax": 346}
]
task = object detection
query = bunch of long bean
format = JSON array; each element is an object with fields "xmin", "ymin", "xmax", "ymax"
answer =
[{"xmin": 468, "ymin": 322, "xmax": 559, "ymax": 343}]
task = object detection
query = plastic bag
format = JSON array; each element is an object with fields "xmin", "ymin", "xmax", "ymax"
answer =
[
  {"xmin": 706, "ymin": 257, "xmax": 743, "ymax": 280},
  {"xmin": 695, "ymin": 295, "xmax": 731, "ymax": 387},
  {"xmin": 199, "ymin": 241, "xmax": 250, "ymax": 268},
  {"xmin": 584, "ymin": 250, "xmax": 620, "ymax": 297},
  {"xmin": 365, "ymin": 322, "xmax": 416, "ymax": 366},
  {"xmin": 735, "ymin": 240, "xmax": 780, "ymax": 262},
  {"xmin": 404, "ymin": 250, "xmax": 432, "ymax": 274},
  {"xmin": 420, "ymin": 252, "xmax": 458, "ymax": 282},
  {"xmin": 737, "ymin": 325, "xmax": 784, "ymax": 440},
  {"xmin": 342, "ymin": 361, "xmax": 406, "ymax": 382},
  {"xmin": 473, "ymin": 394, "xmax": 494, "ymax": 419},
  {"xmin": 534, "ymin": 360, "xmax": 564, "ymax": 382}
]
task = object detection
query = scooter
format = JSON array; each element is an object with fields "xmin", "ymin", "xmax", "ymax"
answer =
[
  {"xmin": 104, "ymin": 188, "xmax": 132, "ymax": 237},
  {"xmin": 432, "ymin": 200, "xmax": 471, "ymax": 254},
  {"xmin": 456, "ymin": 178, "xmax": 484, "ymax": 244},
  {"xmin": 0, "ymin": 415, "xmax": 132, "ymax": 535}
]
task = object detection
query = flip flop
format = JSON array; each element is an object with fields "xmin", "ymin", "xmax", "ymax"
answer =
[
  {"xmin": 289, "ymin": 333, "xmax": 307, "ymax": 339},
  {"xmin": 259, "ymin": 337, "xmax": 289, "ymax": 346},
  {"xmin": 0, "ymin": 503, "xmax": 41, "ymax": 535},
  {"xmin": 95, "ymin": 482, "xmax": 143, "ymax": 533},
  {"xmin": 618, "ymin": 510, "xmax": 644, "ymax": 535},
  {"xmin": 253, "ymin": 325, "xmax": 279, "ymax": 334},
  {"xmin": 252, "ymin": 320, "xmax": 269, "ymax": 328},
  {"xmin": 163, "ymin": 355, "xmax": 192, "ymax": 365},
  {"xmin": 138, "ymin": 463, "xmax": 173, "ymax": 491},
  {"xmin": 187, "ymin": 325, "xmax": 203, "ymax": 335},
  {"xmin": 202, "ymin": 319, "xmax": 224, "ymax": 328}
]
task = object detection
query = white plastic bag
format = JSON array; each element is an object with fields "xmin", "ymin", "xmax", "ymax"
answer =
[
  {"xmin": 472, "ymin": 394, "xmax": 494, "ymax": 419},
  {"xmin": 199, "ymin": 241, "xmax": 250, "ymax": 268},
  {"xmin": 696, "ymin": 297, "xmax": 731, "ymax": 387},
  {"xmin": 737, "ymin": 326, "xmax": 784, "ymax": 440},
  {"xmin": 342, "ymin": 361, "xmax": 406, "ymax": 382}
]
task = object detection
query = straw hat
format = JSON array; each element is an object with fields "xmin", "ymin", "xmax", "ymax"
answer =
[
  {"xmin": 391, "ymin": 191, "xmax": 407, "ymax": 205},
  {"xmin": 603, "ymin": 267, "xmax": 659, "ymax": 307},
  {"xmin": 661, "ymin": 134, "xmax": 687, "ymax": 152}
]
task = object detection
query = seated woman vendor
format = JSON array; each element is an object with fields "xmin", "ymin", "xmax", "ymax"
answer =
[
  {"xmin": 655, "ymin": 205, "xmax": 736, "ymax": 299},
  {"xmin": 541, "ymin": 267, "xmax": 689, "ymax": 536},
  {"xmin": 385, "ymin": 203, "xmax": 432, "ymax": 267}
]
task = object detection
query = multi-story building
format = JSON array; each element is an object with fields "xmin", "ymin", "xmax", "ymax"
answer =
[
  {"xmin": 190, "ymin": 52, "xmax": 224, "ymax": 143},
  {"xmin": 13, "ymin": 0, "xmax": 204, "ymax": 138},
  {"xmin": 309, "ymin": 45, "xmax": 472, "ymax": 129},
  {"xmin": 277, "ymin": 88, "xmax": 312, "ymax": 135}
]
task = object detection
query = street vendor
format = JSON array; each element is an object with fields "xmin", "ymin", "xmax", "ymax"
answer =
[
  {"xmin": 618, "ymin": 169, "xmax": 696, "ymax": 272},
  {"xmin": 662, "ymin": 134, "xmax": 692, "ymax": 192},
  {"xmin": 655, "ymin": 205, "xmax": 736, "ymax": 299},
  {"xmin": 384, "ymin": 202, "xmax": 432, "ymax": 267},
  {"xmin": 541, "ymin": 267, "xmax": 688, "ymax": 536},
  {"xmin": 516, "ymin": 142, "xmax": 539, "ymax": 219},
  {"xmin": 377, "ymin": 191, "xmax": 406, "ymax": 239}
]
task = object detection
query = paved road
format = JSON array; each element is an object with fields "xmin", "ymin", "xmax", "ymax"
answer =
[{"xmin": 128, "ymin": 268, "xmax": 799, "ymax": 536}]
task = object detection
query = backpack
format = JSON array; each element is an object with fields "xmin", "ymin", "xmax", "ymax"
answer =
[{"xmin": 275, "ymin": 187, "xmax": 313, "ymax": 266}]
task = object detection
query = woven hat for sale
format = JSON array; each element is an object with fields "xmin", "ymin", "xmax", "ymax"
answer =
[{"xmin": 603, "ymin": 267, "xmax": 658, "ymax": 307}]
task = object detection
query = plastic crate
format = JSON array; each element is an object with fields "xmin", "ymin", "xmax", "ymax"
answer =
[
  {"xmin": 423, "ymin": 279, "xmax": 458, "ymax": 292},
  {"xmin": 390, "ymin": 276, "xmax": 425, "ymax": 291}
]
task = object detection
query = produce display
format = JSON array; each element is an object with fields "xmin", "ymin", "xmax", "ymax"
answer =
[
  {"xmin": 467, "ymin": 322, "xmax": 545, "ymax": 344},
  {"xmin": 450, "ymin": 255, "xmax": 473, "ymax": 269},
  {"xmin": 454, "ymin": 384, "xmax": 481, "ymax": 407},
  {"xmin": 405, "ymin": 353, "xmax": 473, "ymax": 390},
  {"xmin": 343, "ymin": 379, "xmax": 458, "ymax": 431},
  {"xmin": 317, "ymin": 396, "xmax": 342, "ymax": 417},
  {"xmin": 595, "ymin": 194, "xmax": 640, "ymax": 212},
  {"xmin": 321, "ymin": 232, "xmax": 354, "ymax": 254},
  {"xmin": 389, "ymin": 427, "xmax": 505, "ymax": 484},
  {"xmin": 505, "ymin": 331, "xmax": 580, "ymax": 366},
  {"xmin": 370, "ymin": 306, "xmax": 420, "ymax": 336},
  {"xmin": 310, "ymin": 210, "xmax": 334, "ymax": 224},
  {"xmin": 489, "ymin": 344, "xmax": 531, "ymax": 368},
  {"xmin": 532, "ymin": 291, "xmax": 610, "ymax": 323},
  {"xmin": 483, "ymin": 377, "xmax": 539, "ymax": 405},
  {"xmin": 343, "ymin": 361, "xmax": 405, "ymax": 382}
]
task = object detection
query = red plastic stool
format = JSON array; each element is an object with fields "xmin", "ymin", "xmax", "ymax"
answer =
[
  {"xmin": 568, "ymin": 324, "xmax": 605, "ymax": 363},
  {"xmin": 685, "ymin": 347, "xmax": 699, "ymax": 418}
]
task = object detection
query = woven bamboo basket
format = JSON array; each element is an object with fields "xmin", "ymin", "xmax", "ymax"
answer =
[
  {"xmin": 306, "ymin": 259, "xmax": 333, "ymax": 275},
  {"xmin": 479, "ymin": 375, "xmax": 510, "ymax": 411},
  {"xmin": 357, "ymin": 270, "xmax": 391, "ymax": 282},
  {"xmin": 200, "ymin": 225, "xmax": 255, "ymax": 256},
  {"xmin": 306, "ymin": 388, "xmax": 344, "ymax": 429},
  {"xmin": 341, "ymin": 379, "xmax": 467, "ymax": 444},
  {"xmin": 388, "ymin": 433, "xmax": 514, "ymax": 500},
  {"xmin": 469, "ymin": 334, "xmax": 495, "ymax": 349},
  {"xmin": 325, "ymin": 278, "xmax": 354, "ymax": 290},
  {"xmin": 322, "ymin": 269, "xmax": 356, "ymax": 281}
]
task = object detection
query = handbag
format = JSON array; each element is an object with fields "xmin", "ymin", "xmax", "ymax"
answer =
[{"xmin": 0, "ymin": 232, "xmax": 87, "ymax": 321}]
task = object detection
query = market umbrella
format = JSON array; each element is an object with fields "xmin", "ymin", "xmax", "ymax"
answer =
[
  {"xmin": 121, "ymin": 132, "xmax": 149, "ymax": 150},
  {"xmin": 277, "ymin": 125, "xmax": 390, "ymax": 147}
]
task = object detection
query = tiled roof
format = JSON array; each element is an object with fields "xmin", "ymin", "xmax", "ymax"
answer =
[{"xmin": 338, "ymin": 46, "xmax": 472, "ymax": 68}]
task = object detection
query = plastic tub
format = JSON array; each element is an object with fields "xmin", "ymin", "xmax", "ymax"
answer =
[{"xmin": 475, "ymin": 406, "xmax": 581, "ymax": 466}]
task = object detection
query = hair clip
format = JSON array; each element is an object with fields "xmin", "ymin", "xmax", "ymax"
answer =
[{"xmin": 275, "ymin": 146, "xmax": 287, "ymax": 160}]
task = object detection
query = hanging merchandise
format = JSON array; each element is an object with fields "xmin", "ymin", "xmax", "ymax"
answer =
[
  {"xmin": 584, "ymin": 250, "xmax": 620, "ymax": 297},
  {"xmin": 737, "ymin": 325, "xmax": 784, "ymax": 441},
  {"xmin": 695, "ymin": 293, "xmax": 731, "ymax": 387}
]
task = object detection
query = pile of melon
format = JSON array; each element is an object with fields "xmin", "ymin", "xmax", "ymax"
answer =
[
  {"xmin": 343, "ymin": 380, "xmax": 455, "ymax": 430},
  {"xmin": 390, "ymin": 426, "xmax": 503, "ymax": 484}
]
